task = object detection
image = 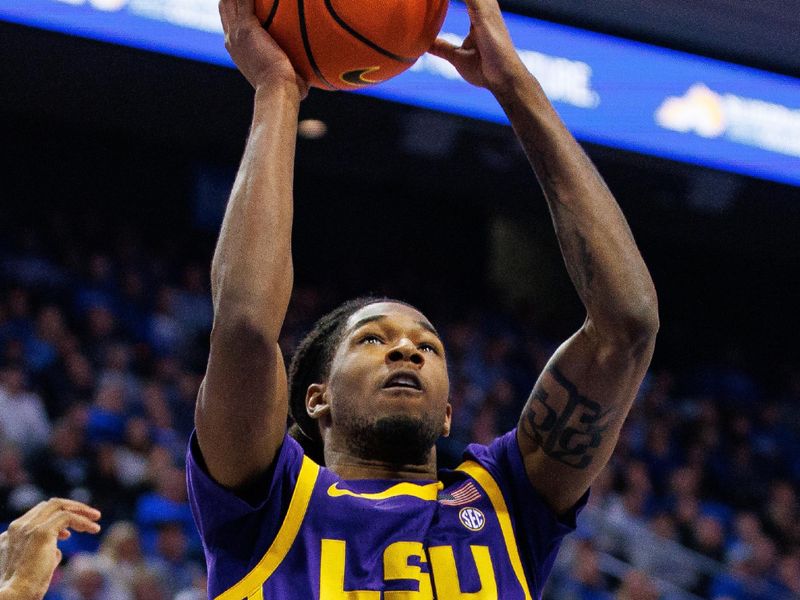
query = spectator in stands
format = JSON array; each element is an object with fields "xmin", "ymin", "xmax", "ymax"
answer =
[
  {"xmin": 172, "ymin": 264, "xmax": 213, "ymax": 338},
  {"xmin": 0, "ymin": 443, "xmax": 43, "ymax": 523},
  {"xmin": 711, "ymin": 536, "xmax": 784, "ymax": 600},
  {"xmin": 41, "ymin": 350, "xmax": 95, "ymax": 419},
  {"xmin": 96, "ymin": 521, "xmax": 148, "ymax": 599},
  {"xmin": 690, "ymin": 514, "xmax": 726, "ymax": 562},
  {"xmin": 82, "ymin": 302, "xmax": 118, "ymax": 361},
  {"xmin": 469, "ymin": 377, "xmax": 518, "ymax": 445},
  {"xmin": 113, "ymin": 417, "xmax": 153, "ymax": 491},
  {"xmin": 605, "ymin": 461, "xmax": 653, "ymax": 537},
  {"xmin": 169, "ymin": 371, "xmax": 201, "ymax": 438},
  {"xmin": 174, "ymin": 571, "xmax": 207, "ymax": 600},
  {"xmin": 0, "ymin": 364, "xmax": 51, "ymax": 454},
  {"xmin": 615, "ymin": 570, "xmax": 660, "ymax": 600},
  {"xmin": 97, "ymin": 342, "xmax": 140, "ymax": 408},
  {"xmin": 129, "ymin": 567, "xmax": 169, "ymax": 600},
  {"xmin": 147, "ymin": 286, "xmax": 185, "ymax": 357},
  {"xmin": 134, "ymin": 465, "xmax": 195, "ymax": 555},
  {"xmin": 640, "ymin": 423, "xmax": 678, "ymax": 495},
  {"xmin": 558, "ymin": 540, "xmax": 613, "ymax": 600},
  {"xmin": 726, "ymin": 512, "xmax": 764, "ymax": 563},
  {"xmin": 150, "ymin": 521, "xmax": 203, "ymax": 597},
  {"xmin": 85, "ymin": 380, "xmax": 126, "ymax": 446},
  {"xmin": 140, "ymin": 382, "xmax": 183, "ymax": 461},
  {"xmin": 58, "ymin": 553, "xmax": 112, "ymax": 600},
  {"xmin": 3, "ymin": 289, "xmax": 34, "ymax": 344},
  {"xmin": 27, "ymin": 417, "xmax": 90, "ymax": 500},
  {"xmin": 776, "ymin": 552, "xmax": 800, "ymax": 598},
  {"xmin": 760, "ymin": 480, "xmax": 799, "ymax": 551},
  {"xmin": 73, "ymin": 255, "xmax": 117, "ymax": 319},
  {"xmin": 86, "ymin": 443, "xmax": 130, "ymax": 523},
  {"xmin": 116, "ymin": 269, "xmax": 150, "ymax": 343},
  {"xmin": 26, "ymin": 305, "xmax": 67, "ymax": 375}
]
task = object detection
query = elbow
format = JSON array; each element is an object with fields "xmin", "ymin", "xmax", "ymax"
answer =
[
  {"xmin": 592, "ymin": 293, "xmax": 659, "ymax": 349},
  {"xmin": 627, "ymin": 292, "xmax": 660, "ymax": 337},
  {"xmin": 618, "ymin": 296, "xmax": 660, "ymax": 346}
]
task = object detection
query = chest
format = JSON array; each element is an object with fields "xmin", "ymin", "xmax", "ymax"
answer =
[{"xmin": 273, "ymin": 480, "xmax": 531, "ymax": 599}]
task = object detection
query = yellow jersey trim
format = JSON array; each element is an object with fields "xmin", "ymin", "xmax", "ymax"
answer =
[
  {"xmin": 215, "ymin": 456, "xmax": 320, "ymax": 600},
  {"xmin": 456, "ymin": 460, "xmax": 534, "ymax": 600},
  {"xmin": 327, "ymin": 480, "xmax": 443, "ymax": 501}
]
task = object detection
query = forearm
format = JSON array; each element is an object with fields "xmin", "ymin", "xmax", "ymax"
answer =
[
  {"xmin": 497, "ymin": 75, "xmax": 658, "ymax": 341},
  {"xmin": 210, "ymin": 83, "xmax": 301, "ymax": 342}
]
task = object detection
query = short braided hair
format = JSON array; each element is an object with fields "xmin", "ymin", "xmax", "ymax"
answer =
[{"xmin": 287, "ymin": 296, "xmax": 418, "ymax": 465}]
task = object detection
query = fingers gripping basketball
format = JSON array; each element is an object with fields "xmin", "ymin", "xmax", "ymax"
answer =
[{"xmin": 256, "ymin": 0, "xmax": 449, "ymax": 90}]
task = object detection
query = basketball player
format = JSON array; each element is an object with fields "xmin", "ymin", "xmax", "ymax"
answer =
[
  {"xmin": 189, "ymin": 0, "xmax": 658, "ymax": 597},
  {"xmin": 0, "ymin": 499, "xmax": 102, "ymax": 599}
]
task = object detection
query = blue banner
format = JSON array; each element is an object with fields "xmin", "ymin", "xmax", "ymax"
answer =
[{"xmin": 2, "ymin": 0, "xmax": 800, "ymax": 186}]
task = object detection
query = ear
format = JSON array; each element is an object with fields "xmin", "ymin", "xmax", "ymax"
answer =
[
  {"xmin": 306, "ymin": 383, "xmax": 330, "ymax": 422},
  {"xmin": 441, "ymin": 402, "xmax": 453, "ymax": 438}
]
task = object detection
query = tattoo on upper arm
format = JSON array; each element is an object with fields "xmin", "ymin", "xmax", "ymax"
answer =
[{"xmin": 521, "ymin": 366, "xmax": 614, "ymax": 469}]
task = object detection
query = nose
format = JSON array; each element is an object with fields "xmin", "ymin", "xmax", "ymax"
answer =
[{"xmin": 386, "ymin": 338, "xmax": 424, "ymax": 366}]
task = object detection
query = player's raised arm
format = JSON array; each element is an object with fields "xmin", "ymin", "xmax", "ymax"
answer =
[
  {"xmin": 431, "ymin": 0, "xmax": 658, "ymax": 514},
  {"xmin": 195, "ymin": 0, "xmax": 308, "ymax": 490}
]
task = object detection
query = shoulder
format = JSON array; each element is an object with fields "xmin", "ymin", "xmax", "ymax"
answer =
[
  {"xmin": 186, "ymin": 431, "xmax": 318, "ymax": 596},
  {"xmin": 462, "ymin": 429, "xmax": 522, "ymax": 480},
  {"xmin": 186, "ymin": 430, "xmax": 307, "ymax": 528},
  {"xmin": 459, "ymin": 429, "xmax": 587, "ymax": 530},
  {"xmin": 455, "ymin": 430, "xmax": 588, "ymax": 597}
]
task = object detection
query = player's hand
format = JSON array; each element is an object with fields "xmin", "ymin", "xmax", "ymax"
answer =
[
  {"xmin": 428, "ymin": 0, "xmax": 529, "ymax": 96},
  {"xmin": 0, "ymin": 499, "xmax": 101, "ymax": 600},
  {"xmin": 219, "ymin": 0, "xmax": 309, "ymax": 98}
]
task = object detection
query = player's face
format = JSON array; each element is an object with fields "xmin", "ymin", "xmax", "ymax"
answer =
[{"xmin": 313, "ymin": 302, "xmax": 451, "ymax": 464}]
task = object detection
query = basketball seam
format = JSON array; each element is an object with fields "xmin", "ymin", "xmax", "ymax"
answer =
[
  {"xmin": 323, "ymin": 0, "xmax": 417, "ymax": 65},
  {"xmin": 261, "ymin": 0, "xmax": 280, "ymax": 31},
  {"xmin": 298, "ymin": 0, "xmax": 338, "ymax": 90}
]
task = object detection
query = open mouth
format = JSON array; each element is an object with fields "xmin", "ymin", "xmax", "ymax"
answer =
[{"xmin": 382, "ymin": 371, "xmax": 423, "ymax": 391}]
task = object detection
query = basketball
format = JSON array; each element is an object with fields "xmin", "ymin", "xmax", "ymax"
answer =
[{"xmin": 255, "ymin": 0, "xmax": 449, "ymax": 90}]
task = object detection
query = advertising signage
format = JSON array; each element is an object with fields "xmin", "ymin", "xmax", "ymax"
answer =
[{"xmin": 2, "ymin": 0, "xmax": 799, "ymax": 186}]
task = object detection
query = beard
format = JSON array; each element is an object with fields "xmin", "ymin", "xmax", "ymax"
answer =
[{"xmin": 346, "ymin": 413, "xmax": 441, "ymax": 466}]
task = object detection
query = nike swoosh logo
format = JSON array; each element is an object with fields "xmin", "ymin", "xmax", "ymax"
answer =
[
  {"xmin": 327, "ymin": 481, "xmax": 443, "ymax": 501},
  {"xmin": 340, "ymin": 67, "xmax": 382, "ymax": 86}
]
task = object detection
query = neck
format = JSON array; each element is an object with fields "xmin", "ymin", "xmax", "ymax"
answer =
[
  {"xmin": 319, "ymin": 414, "xmax": 443, "ymax": 479},
  {"xmin": 323, "ymin": 446, "xmax": 438, "ymax": 481}
]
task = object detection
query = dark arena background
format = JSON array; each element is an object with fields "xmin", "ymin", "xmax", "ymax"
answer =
[{"xmin": 1, "ymin": 1, "xmax": 799, "ymax": 598}]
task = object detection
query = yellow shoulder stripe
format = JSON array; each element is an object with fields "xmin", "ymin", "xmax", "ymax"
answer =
[
  {"xmin": 327, "ymin": 480, "xmax": 443, "ymax": 501},
  {"xmin": 215, "ymin": 456, "xmax": 320, "ymax": 600},
  {"xmin": 456, "ymin": 460, "xmax": 533, "ymax": 600}
]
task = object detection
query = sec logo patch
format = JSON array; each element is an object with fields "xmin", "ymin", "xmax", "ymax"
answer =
[{"xmin": 458, "ymin": 507, "xmax": 486, "ymax": 531}]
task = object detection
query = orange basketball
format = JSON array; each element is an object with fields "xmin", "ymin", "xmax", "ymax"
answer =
[{"xmin": 255, "ymin": 0, "xmax": 449, "ymax": 90}]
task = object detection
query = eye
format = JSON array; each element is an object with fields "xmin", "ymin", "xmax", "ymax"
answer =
[
  {"xmin": 418, "ymin": 342, "xmax": 439, "ymax": 354},
  {"xmin": 359, "ymin": 334, "xmax": 384, "ymax": 345}
]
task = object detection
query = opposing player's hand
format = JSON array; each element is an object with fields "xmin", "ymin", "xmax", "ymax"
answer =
[
  {"xmin": 428, "ymin": 0, "xmax": 529, "ymax": 96},
  {"xmin": 219, "ymin": 0, "xmax": 308, "ymax": 97},
  {"xmin": 0, "ymin": 499, "xmax": 101, "ymax": 600}
]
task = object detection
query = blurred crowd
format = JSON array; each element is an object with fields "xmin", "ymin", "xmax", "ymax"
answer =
[{"xmin": 1, "ymin": 224, "xmax": 798, "ymax": 600}]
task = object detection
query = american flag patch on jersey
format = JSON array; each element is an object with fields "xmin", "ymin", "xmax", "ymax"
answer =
[{"xmin": 437, "ymin": 481, "xmax": 482, "ymax": 506}]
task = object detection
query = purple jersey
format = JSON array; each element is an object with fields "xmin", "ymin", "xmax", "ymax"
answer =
[{"xmin": 187, "ymin": 430, "xmax": 585, "ymax": 599}]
